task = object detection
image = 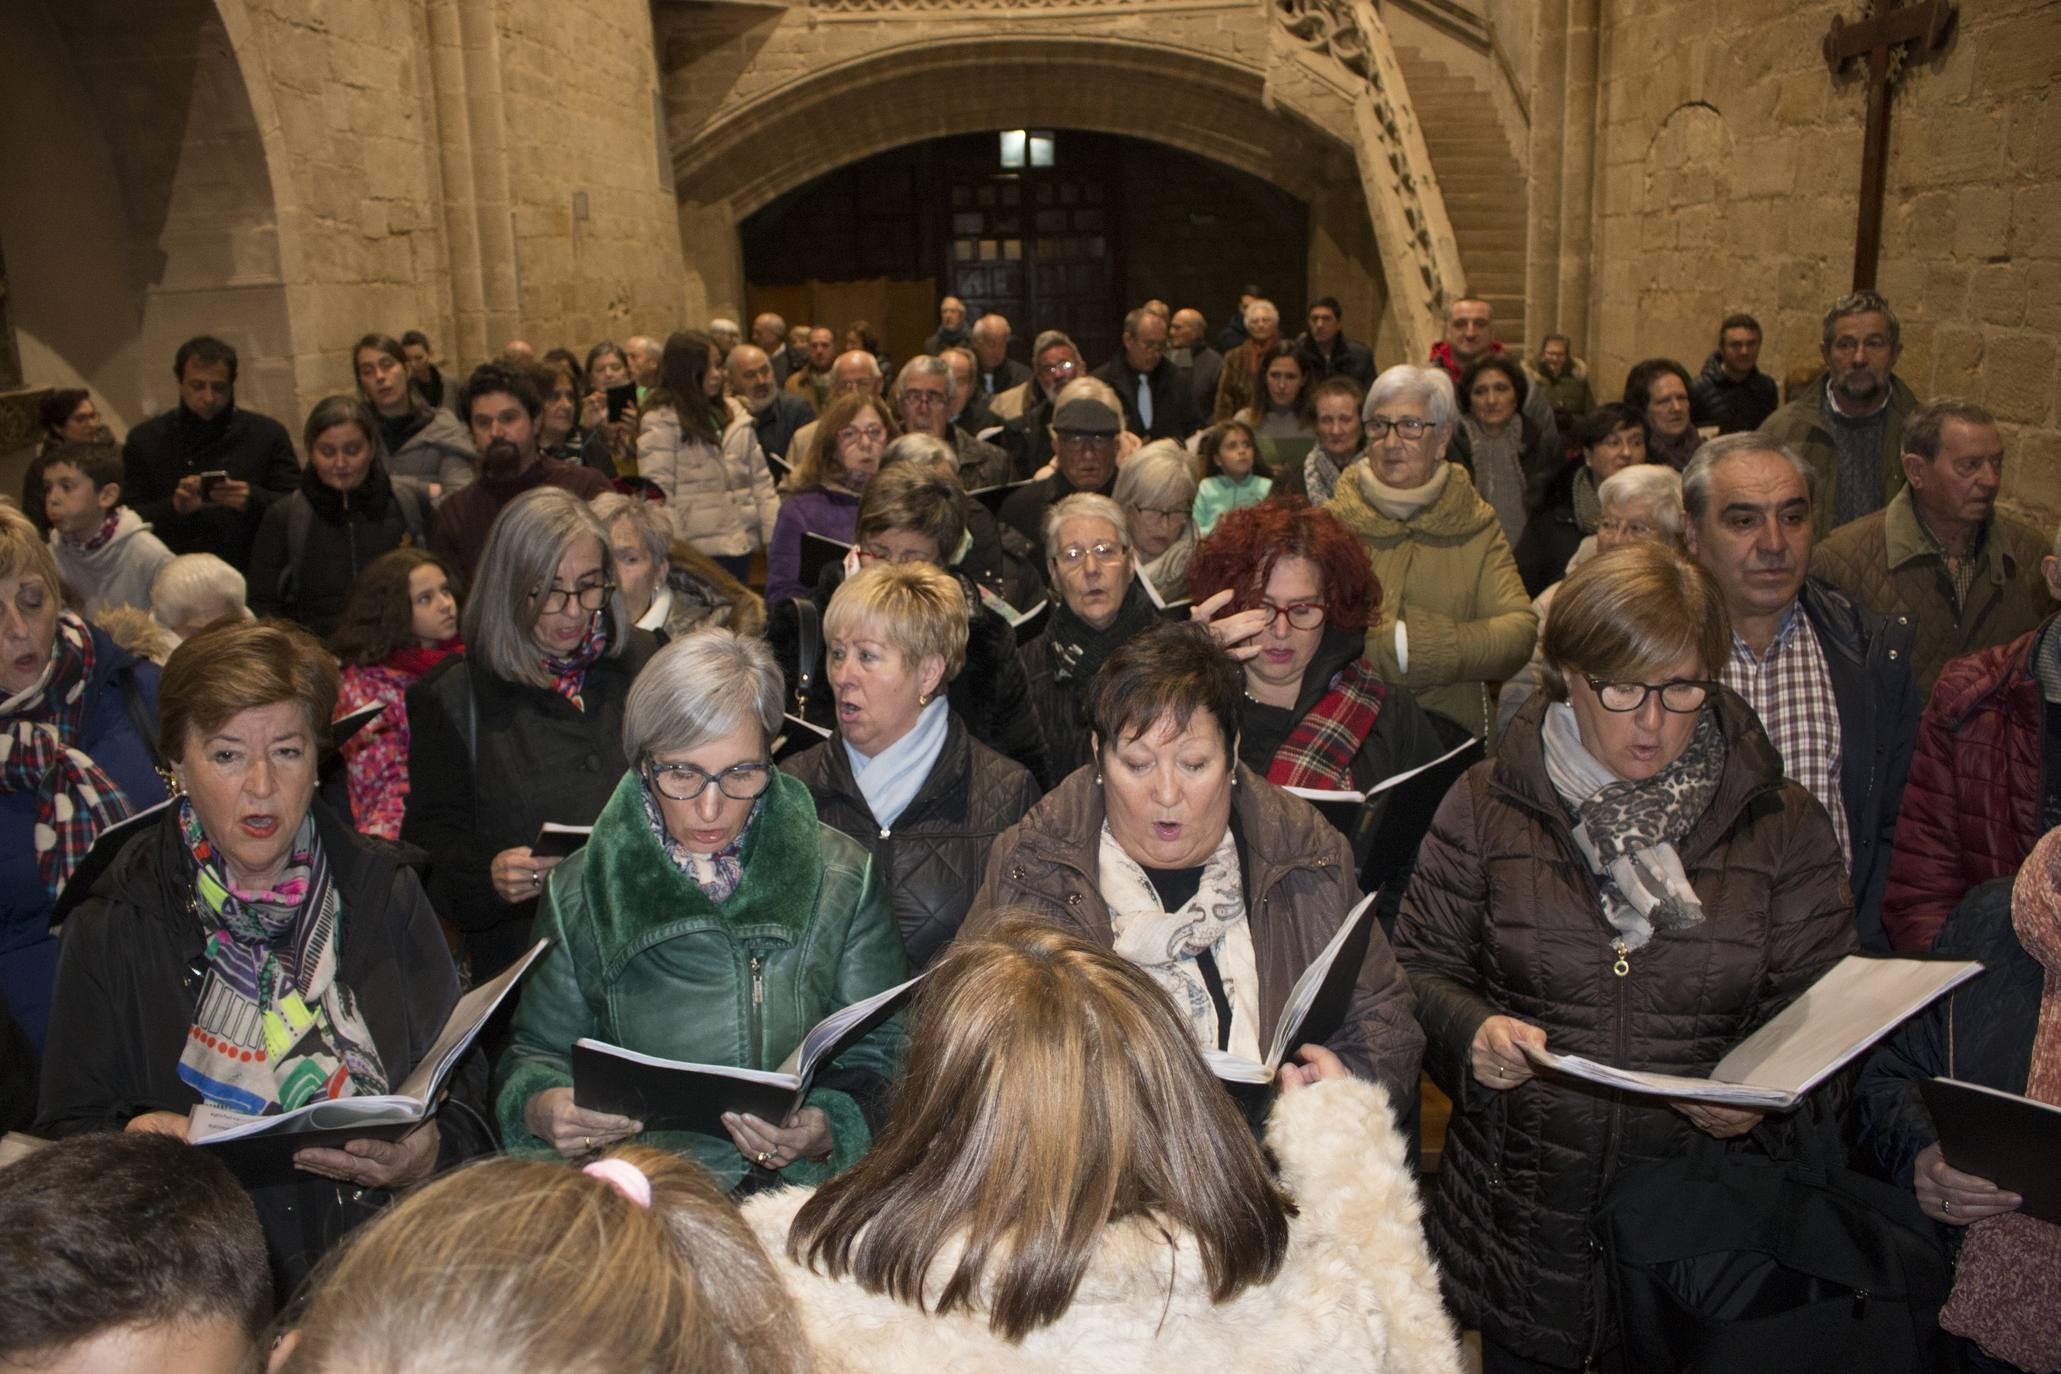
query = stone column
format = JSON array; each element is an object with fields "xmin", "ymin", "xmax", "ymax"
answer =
[{"xmin": 1523, "ymin": 0, "xmax": 1600, "ymax": 356}]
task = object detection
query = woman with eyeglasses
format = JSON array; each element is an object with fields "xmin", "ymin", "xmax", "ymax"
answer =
[
  {"xmin": 1393, "ymin": 542, "xmax": 1855, "ymax": 1374},
  {"xmin": 402, "ymin": 487, "xmax": 660, "ymax": 981},
  {"xmin": 499, "ymin": 628, "xmax": 907, "ymax": 1194},
  {"xmin": 765, "ymin": 392, "xmax": 898, "ymax": 605},
  {"xmin": 1113, "ymin": 439, "xmax": 1200, "ymax": 602}
]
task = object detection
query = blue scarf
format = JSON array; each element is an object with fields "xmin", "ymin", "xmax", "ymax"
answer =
[{"xmin": 842, "ymin": 696, "xmax": 949, "ymax": 829}]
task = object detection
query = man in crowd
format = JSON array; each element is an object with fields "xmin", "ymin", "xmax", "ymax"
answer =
[
  {"xmin": 501, "ymin": 339, "xmax": 536, "ymax": 367},
  {"xmin": 402, "ymin": 329, "xmax": 456, "ymax": 412},
  {"xmin": 1215, "ymin": 284, "xmax": 1262, "ymax": 353},
  {"xmin": 923, "ymin": 295, "xmax": 969, "ymax": 356},
  {"xmin": 708, "ymin": 318, "xmax": 741, "ymax": 361},
  {"xmin": 727, "ymin": 343, "xmax": 812, "ymax": 469},
  {"xmin": 971, "ymin": 313, "xmax": 1031, "ymax": 412},
  {"xmin": 997, "ymin": 332, "xmax": 1085, "ymax": 479},
  {"xmin": 1295, "ymin": 295, "xmax": 1375, "ymax": 391},
  {"xmin": 120, "ymin": 335, "xmax": 299, "ymax": 573},
  {"xmin": 1763, "ymin": 290, "xmax": 1919, "ymax": 535},
  {"xmin": 943, "ymin": 345, "xmax": 1001, "ymax": 436},
  {"xmin": 752, "ymin": 312, "xmax": 796, "ymax": 387},
  {"xmin": 997, "ymin": 392, "xmax": 1122, "ymax": 547},
  {"xmin": 1811, "ymin": 399, "xmax": 2049, "ymax": 697},
  {"xmin": 1428, "ymin": 296, "xmax": 1559, "ymax": 452},
  {"xmin": 787, "ymin": 349, "xmax": 885, "ymax": 462},
  {"xmin": 784, "ymin": 325, "xmax": 839, "ymax": 414},
  {"xmin": 431, "ymin": 361, "xmax": 611, "ymax": 581},
  {"xmin": 894, "ymin": 355, "xmax": 1011, "ymax": 490},
  {"xmin": 1211, "ymin": 297, "xmax": 1280, "ymax": 422},
  {"xmin": 1681, "ymin": 433, "xmax": 1918, "ymax": 949},
  {"xmin": 1522, "ymin": 333, "xmax": 1593, "ymax": 435},
  {"xmin": 1169, "ymin": 307, "xmax": 1222, "ymax": 425},
  {"xmin": 1092, "ymin": 305, "xmax": 1194, "ymax": 443},
  {"xmin": 624, "ymin": 335, "xmax": 663, "ymax": 395},
  {"xmin": 1691, "ymin": 312, "xmax": 1779, "ymax": 434},
  {"xmin": 1304, "ymin": 377, "xmax": 1366, "ymax": 506}
]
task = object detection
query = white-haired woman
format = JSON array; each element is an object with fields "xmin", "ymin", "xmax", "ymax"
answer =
[
  {"xmin": 402, "ymin": 487, "xmax": 660, "ymax": 980},
  {"xmin": 591, "ymin": 491, "xmax": 765, "ymax": 643},
  {"xmin": 1113, "ymin": 439, "xmax": 1200, "ymax": 601},
  {"xmin": 1324, "ymin": 363, "xmax": 1537, "ymax": 747},
  {"xmin": 499, "ymin": 628, "xmax": 907, "ymax": 1194},
  {"xmin": 150, "ymin": 553, "xmax": 253, "ymax": 644}
]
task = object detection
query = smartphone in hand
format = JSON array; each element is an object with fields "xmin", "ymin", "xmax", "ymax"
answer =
[
  {"xmin": 196, "ymin": 469, "xmax": 232, "ymax": 498},
  {"xmin": 605, "ymin": 383, "xmax": 638, "ymax": 425}
]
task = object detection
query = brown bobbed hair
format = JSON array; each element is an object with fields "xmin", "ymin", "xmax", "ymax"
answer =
[
  {"xmin": 787, "ymin": 919, "xmax": 1295, "ymax": 1341},
  {"xmin": 1187, "ymin": 496, "xmax": 1380, "ymax": 631},
  {"xmin": 855, "ymin": 461, "xmax": 966, "ymax": 558},
  {"xmin": 329, "ymin": 546, "xmax": 464, "ymax": 667},
  {"xmin": 1083, "ymin": 619, "xmax": 1244, "ymax": 757},
  {"xmin": 1538, "ymin": 542, "xmax": 1732, "ymax": 703},
  {"xmin": 160, "ymin": 618, "xmax": 340, "ymax": 761},
  {"xmin": 275, "ymin": 1145, "xmax": 812, "ymax": 1374},
  {"xmin": 790, "ymin": 392, "xmax": 899, "ymax": 494}
]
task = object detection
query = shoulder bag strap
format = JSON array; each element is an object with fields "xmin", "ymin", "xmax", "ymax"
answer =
[{"xmin": 793, "ymin": 597, "xmax": 820, "ymax": 717}]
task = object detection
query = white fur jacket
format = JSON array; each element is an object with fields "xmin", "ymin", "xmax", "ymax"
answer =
[{"xmin": 742, "ymin": 1076, "xmax": 1463, "ymax": 1373}]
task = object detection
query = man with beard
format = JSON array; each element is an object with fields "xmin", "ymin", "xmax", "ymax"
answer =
[
  {"xmin": 1763, "ymin": 291, "xmax": 1920, "ymax": 536},
  {"xmin": 120, "ymin": 335, "xmax": 300, "ymax": 572},
  {"xmin": 430, "ymin": 362, "xmax": 612, "ymax": 581},
  {"xmin": 1091, "ymin": 305, "xmax": 1195, "ymax": 443},
  {"xmin": 1682, "ymin": 433, "xmax": 1917, "ymax": 949},
  {"xmin": 996, "ymin": 390, "xmax": 1122, "ymax": 548},
  {"xmin": 727, "ymin": 343, "xmax": 811, "ymax": 467},
  {"xmin": 783, "ymin": 325, "xmax": 840, "ymax": 415},
  {"xmin": 894, "ymin": 355, "xmax": 1011, "ymax": 491}
]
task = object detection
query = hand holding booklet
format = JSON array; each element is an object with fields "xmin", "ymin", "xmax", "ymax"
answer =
[
  {"xmin": 1203, "ymin": 892, "xmax": 1377, "ymax": 1085},
  {"xmin": 1919, "ymin": 1078, "xmax": 2061, "ymax": 1225},
  {"xmin": 1521, "ymin": 955, "xmax": 1984, "ymax": 1110}
]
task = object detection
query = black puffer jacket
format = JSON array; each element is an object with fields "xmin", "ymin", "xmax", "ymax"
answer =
[
  {"xmin": 248, "ymin": 461, "xmax": 433, "ymax": 636},
  {"xmin": 783, "ymin": 712, "xmax": 1040, "ymax": 969},
  {"xmin": 1393, "ymin": 690, "xmax": 1856, "ymax": 1368}
]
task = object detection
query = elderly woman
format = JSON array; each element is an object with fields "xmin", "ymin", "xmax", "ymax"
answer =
[
  {"xmin": 150, "ymin": 553, "xmax": 252, "ymax": 643},
  {"xmin": 1188, "ymin": 499, "xmax": 1448, "ymax": 885},
  {"xmin": 1624, "ymin": 357, "xmax": 1702, "ymax": 471},
  {"xmin": 878, "ymin": 432, "xmax": 1043, "ymax": 611},
  {"xmin": 1514, "ymin": 400, "xmax": 1649, "ymax": 594},
  {"xmin": 766, "ymin": 392, "xmax": 898, "ymax": 605},
  {"xmin": 36, "ymin": 618, "xmax": 489, "ymax": 1295},
  {"xmin": 498, "ymin": 629, "xmax": 907, "ymax": 1193},
  {"xmin": 1324, "ymin": 363, "xmax": 1537, "ymax": 747},
  {"xmin": 748, "ymin": 921, "xmax": 1462, "ymax": 1373},
  {"xmin": 1114, "ymin": 438, "xmax": 1200, "ymax": 602},
  {"xmin": 352, "ymin": 333, "xmax": 475, "ymax": 502},
  {"xmin": 970, "ymin": 621, "xmax": 1425, "ymax": 1108},
  {"xmin": 591, "ymin": 490, "xmax": 765, "ymax": 643},
  {"xmin": 1452, "ymin": 354, "xmax": 1561, "ymax": 548},
  {"xmin": 248, "ymin": 396, "xmax": 434, "ymax": 636},
  {"xmin": 636, "ymin": 330, "xmax": 780, "ymax": 584},
  {"xmin": 0, "ymin": 506, "xmax": 168, "ymax": 1052},
  {"xmin": 1018, "ymin": 493, "xmax": 1163, "ymax": 783},
  {"xmin": 1498, "ymin": 464, "xmax": 1686, "ymax": 735},
  {"xmin": 403, "ymin": 487, "xmax": 660, "ymax": 981},
  {"xmin": 1394, "ymin": 542, "xmax": 1856, "ymax": 1374},
  {"xmin": 783, "ymin": 564, "xmax": 1039, "ymax": 969}
]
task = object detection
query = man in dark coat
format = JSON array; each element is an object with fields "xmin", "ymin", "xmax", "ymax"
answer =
[
  {"xmin": 997, "ymin": 393, "xmax": 1121, "ymax": 549},
  {"xmin": 1294, "ymin": 296, "xmax": 1375, "ymax": 392},
  {"xmin": 1091, "ymin": 306, "xmax": 1196, "ymax": 443},
  {"xmin": 1689, "ymin": 312, "xmax": 1779, "ymax": 434},
  {"xmin": 1169, "ymin": 307, "xmax": 1223, "ymax": 425},
  {"xmin": 121, "ymin": 336, "xmax": 300, "ymax": 572}
]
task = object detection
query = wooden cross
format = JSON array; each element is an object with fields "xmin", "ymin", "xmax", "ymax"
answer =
[{"xmin": 1823, "ymin": 0, "xmax": 1957, "ymax": 291}]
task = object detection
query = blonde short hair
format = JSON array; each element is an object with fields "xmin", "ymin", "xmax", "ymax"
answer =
[
  {"xmin": 1539, "ymin": 542, "xmax": 1731, "ymax": 702},
  {"xmin": 0, "ymin": 503, "xmax": 62, "ymax": 597},
  {"xmin": 823, "ymin": 562, "xmax": 968, "ymax": 686}
]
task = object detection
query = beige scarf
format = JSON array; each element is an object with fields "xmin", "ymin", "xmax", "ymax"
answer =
[{"xmin": 1354, "ymin": 459, "xmax": 1450, "ymax": 522}]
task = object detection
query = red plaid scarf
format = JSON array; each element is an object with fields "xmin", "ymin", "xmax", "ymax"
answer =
[
  {"xmin": 0, "ymin": 612, "xmax": 137, "ymax": 898},
  {"xmin": 542, "ymin": 617, "xmax": 608, "ymax": 711},
  {"xmin": 1263, "ymin": 656, "xmax": 1387, "ymax": 791}
]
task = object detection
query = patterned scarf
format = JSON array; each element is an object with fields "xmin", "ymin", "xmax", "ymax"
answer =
[
  {"xmin": 175, "ymin": 802, "xmax": 388, "ymax": 1115},
  {"xmin": 639, "ymin": 779, "xmax": 755, "ymax": 905},
  {"xmin": 1048, "ymin": 581, "xmax": 1159, "ymax": 687},
  {"xmin": 60, "ymin": 510, "xmax": 123, "ymax": 552},
  {"xmin": 0, "ymin": 612, "xmax": 135, "ymax": 899},
  {"xmin": 542, "ymin": 615, "xmax": 608, "ymax": 711},
  {"xmin": 1265, "ymin": 656, "xmax": 1388, "ymax": 791},
  {"xmin": 1940, "ymin": 827, "xmax": 2061, "ymax": 1370},
  {"xmin": 1541, "ymin": 703, "xmax": 1726, "ymax": 951}
]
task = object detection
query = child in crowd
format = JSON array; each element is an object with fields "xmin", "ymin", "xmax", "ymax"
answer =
[
  {"xmin": 1192, "ymin": 419, "xmax": 1272, "ymax": 538},
  {"xmin": 273, "ymin": 1147, "xmax": 812, "ymax": 1374},
  {"xmin": 0, "ymin": 1132, "xmax": 270, "ymax": 1374},
  {"xmin": 329, "ymin": 547, "xmax": 464, "ymax": 841},
  {"xmin": 42, "ymin": 440, "xmax": 173, "ymax": 616}
]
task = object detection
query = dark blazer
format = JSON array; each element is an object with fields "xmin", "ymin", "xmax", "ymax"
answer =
[
  {"xmin": 1091, "ymin": 354, "xmax": 1198, "ymax": 442},
  {"xmin": 121, "ymin": 403, "xmax": 301, "ymax": 571}
]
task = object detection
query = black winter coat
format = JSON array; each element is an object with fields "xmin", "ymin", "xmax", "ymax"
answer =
[
  {"xmin": 401, "ymin": 629, "xmax": 659, "ymax": 978},
  {"xmin": 783, "ymin": 712, "xmax": 1040, "ymax": 969},
  {"xmin": 248, "ymin": 461, "xmax": 433, "ymax": 636},
  {"xmin": 1511, "ymin": 458, "xmax": 1591, "ymax": 597},
  {"xmin": 1091, "ymin": 354, "xmax": 1197, "ymax": 443},
  {"xmin": 121, "ymin": 403, "xmax": 301, "ymax": 571},
  {"xmin": 1018, "ymin": 581, "xmax": 1161, "ymax": 786},
  {"xmin": 35, "ymin": 802, "xmax": 490, "ymax": 1299},
  {"xmin": 1690, "ymin": 350, "xmax": 1780, "ymax": 434}
]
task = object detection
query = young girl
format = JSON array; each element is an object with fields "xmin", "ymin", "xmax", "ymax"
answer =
[
  {"xmin": 328, "ymin": 547, "xmax": 464, "ymax": 840},
  {"xmin": 1192, "ymin": 420, "xmax": 1273, "ymax": 539}
]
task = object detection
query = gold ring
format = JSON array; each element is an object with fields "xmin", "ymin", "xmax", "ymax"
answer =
[
  {"xmin": 756, "ymin": 1150, "xmax": 772, "ymax": 1166},
  {"xmin": 585, "ymin": 1136, "xmax": 593, "ymax": 1151}
]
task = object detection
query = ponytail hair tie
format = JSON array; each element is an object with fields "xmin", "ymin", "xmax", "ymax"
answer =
[{"xmin": 582, "ymin": 1157, "xmax": 653, "ymax": 1210}]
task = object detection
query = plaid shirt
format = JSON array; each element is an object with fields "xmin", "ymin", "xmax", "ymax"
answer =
[{"xmin": 1722, "ymin": 601, "xmax": 1852, "ymax": 867}]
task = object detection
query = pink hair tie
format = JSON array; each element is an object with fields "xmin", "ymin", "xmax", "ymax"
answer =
[{"xmin": 582, "ymin": 1158, "xmax": 653, "ymax": 1209}]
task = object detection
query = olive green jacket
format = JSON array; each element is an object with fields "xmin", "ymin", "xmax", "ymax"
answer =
[
  {"xmin": 496, "ymin": 770, "xmax": 907, "ymax": 1189},
  {"xmin": 1760, "ymin": 375, "xmax": 1918, "ymax": 538}
]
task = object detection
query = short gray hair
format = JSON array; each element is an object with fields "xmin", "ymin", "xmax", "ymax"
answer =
[
  {"xmin": 463, "ymin": 487, "xmax": 626, "ymax": 688},
  {"xmin": 622, "ymin": 628, "xmax": 783, "ymax": 761},
  {"xmin": 1364, "ymin": 363, "xmax": 1457, "ymax": 434},
  {"xmin": 880, "ymin": 432, "xmax": 957, "ymax": 475},
  {"xmin": 1043, "ymin": 492, "xmax": 1130, "ymax": 561},
  {"xmin": 895, "ymin": 354, "xmax": 956, "ymax": 404},
  {"xmin": 1113, "ymin": 440, "xmax": 1199, "ymax": 512},
  {"xmin": 1598, "ymin": 464, "xmax": 1686, "ymax": 540},
  {"xmin": 590, "ymin": 492, "xmax": 671, "ymax": 566},
  {"xmin": 1243, "ymin": 298, "xmax": 1279, "ymax": 326},
  {"xmin": 1680, "ymin": 433, "xmax": 1816, "ymax": 522},
  {"xmin": 151, "ymin": 554, "xmax": 252, "ymax": 637},
  {"xmin": 1822, "ymin": 290, "xmax": 1901, "ymax": 353},
  {"xmin": 1031, "ymin": 329, "xmax": 1077, "ymax": 360}
]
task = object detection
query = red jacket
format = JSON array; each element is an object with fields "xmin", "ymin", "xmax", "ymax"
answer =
[{"xmin": 1880, "ymin": 614, "xmax": 2053, "ymax": 950}]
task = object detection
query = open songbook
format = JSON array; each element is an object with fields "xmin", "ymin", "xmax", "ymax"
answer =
[
  {"xmin": 799, "ymin": 530, "xmax": 855, "ymax": 592},
  {"xmin": 51, "ymin": 797, "xmax": 175, "ymax": 932},
  {"xmin": 1136, "ymin": 563, "xmax": 1192, "ymax": 615},
  {"xmin": 1203, "ymin": 891, "xmax": 1377, "ymax": 1085},
  {"xmin": 531, "ymin": 823, "xmax": 595, "ymax": 860},
  {"xmin": 572, "ymin": 972, "xmax": 924, "ymax": 1135},
  {"xmin": 1522, "ymin": 955, "xmax": 1985, "ymax": 1110},
  {"xmin": 187, "ymin": 938, "xmax": 551, "ymax": 1168},
  {"xmin": 976, "ymin": 585, "xmax": 1050, "ymax": 641},
  {"xmin": 1282, "ymin": 735, "xmax": 1481, "ymax": 808},
  {"xmin": 1920, "ymin": 1078, "xmax": 2061, "ymax": 1225}
]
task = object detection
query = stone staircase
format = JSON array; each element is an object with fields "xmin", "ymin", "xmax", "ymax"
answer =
[{"xmin": 1393, "ymin": 46, "xmax": 1527, "ymax": 352}]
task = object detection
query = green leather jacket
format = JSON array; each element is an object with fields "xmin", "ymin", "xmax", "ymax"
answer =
[{"xmin": 496, "ymin": 769, "xmax": 907, "ymax": 1189}]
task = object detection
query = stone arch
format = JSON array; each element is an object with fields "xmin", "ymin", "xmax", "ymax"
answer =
[{"xmin": 1632, "ymin": 102, "xmax": 1738, "ymax": 346}]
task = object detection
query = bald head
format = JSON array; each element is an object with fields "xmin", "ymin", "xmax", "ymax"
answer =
[
  {"xmin": 1169, "ymin": 308, "xmax": 1207, "ymax": 350},
  {"xmin": 726, "ymin": 344, "xmax": 776, "ymax": 413},
  {"xmin": 970, "ymin": 314, "xmax": 1011, "ymax": 368},
  {"xmin": 831, "ymin": 349, "xmax": 884, "ymax": 398},
  {"xmin": 501, "ymin": 339, "xmax": 536, "ymax": 367},
  {"xmin": 751, "ymin": 312, "xmax": 786, "ymax": 351}
]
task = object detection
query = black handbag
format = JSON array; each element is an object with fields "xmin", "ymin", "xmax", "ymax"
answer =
[{"xmin": 1593, "ymin": 1107, "xmax": 1956, "ymax": 1372}]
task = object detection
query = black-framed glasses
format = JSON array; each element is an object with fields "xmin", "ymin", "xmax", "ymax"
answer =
[
  {"xmin": 1255, "ymin": 599, "xmax": 1326, "ymax": 631},
  {"xmin": 534, "ymin": 580, "xmax": 614, "ymax": 614},
  {"xmin": 1366, "ymin": 416, "xmax": 1432, "ymax": 440},
  {"xmin": 1583, "ymin": 677, "xmax": 1718, "ymax": 713},
  {"xmin": 645, "ymin": 758, "xmax": 774, "ymax": 802}
]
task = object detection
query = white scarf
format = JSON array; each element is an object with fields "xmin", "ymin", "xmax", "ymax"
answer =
[
  {"xmin": 1355, "ymin": 459, "xmax": 1451, "ymax": 521},
  {"xmin": 1099, "ymin": 822, "xmax": 1264, "ymax": 1063},
  {"xmin": 843, "ymin": 695, "xmax": 949, "ymax": 829}
]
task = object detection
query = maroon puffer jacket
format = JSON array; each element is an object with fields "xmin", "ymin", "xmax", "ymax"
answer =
[{"xmin": 1880, "ymin": 615, "xmax": 2052, "ymax": 951}]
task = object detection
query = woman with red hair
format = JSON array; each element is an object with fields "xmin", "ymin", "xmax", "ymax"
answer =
[{"xmin": 1190, "ymin": 498, "xmax": 1450, "ymax": 884}]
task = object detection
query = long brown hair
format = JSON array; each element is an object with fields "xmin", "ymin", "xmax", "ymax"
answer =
[
  {"xmin": 646, "ymin": 329, "xmax": 725, "ymax": 445},
  {"xmin": 789, "ymin": 392, "xmax": 899, "ymax": 494},
  {"xmin": 787, "ymin": 919, "xmax": 1295, "ymax": 1341},
  {"xmin": 328, "ymin": 546, "xmax": 463, "ymax": 667}
]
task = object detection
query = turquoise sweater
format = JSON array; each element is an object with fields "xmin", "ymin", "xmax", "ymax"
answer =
[{"xmin": 1194, "ymin": 473, "xmax": 1273, "ymax": 537}]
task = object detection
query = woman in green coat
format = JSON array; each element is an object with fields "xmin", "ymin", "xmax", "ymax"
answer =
[{"xmin": 497, "ymin": 628, "xmax": 907, "ymax": 1193}]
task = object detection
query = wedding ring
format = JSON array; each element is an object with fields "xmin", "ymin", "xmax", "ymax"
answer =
[
  {"xmin": 532, "ymin": 871, "xmax": 542, "ymax": 888},
  {"xmin": 585, "ymin": 1136, "xmax": 593, "ymax": 1151},
  {"xmin": 757, "ymin": 1150, "xmax": 773, "ymax": 1166},
  {"xmin": 1942, "ymin": 1199, "xmax": 1952, "ymax": 1213}
]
